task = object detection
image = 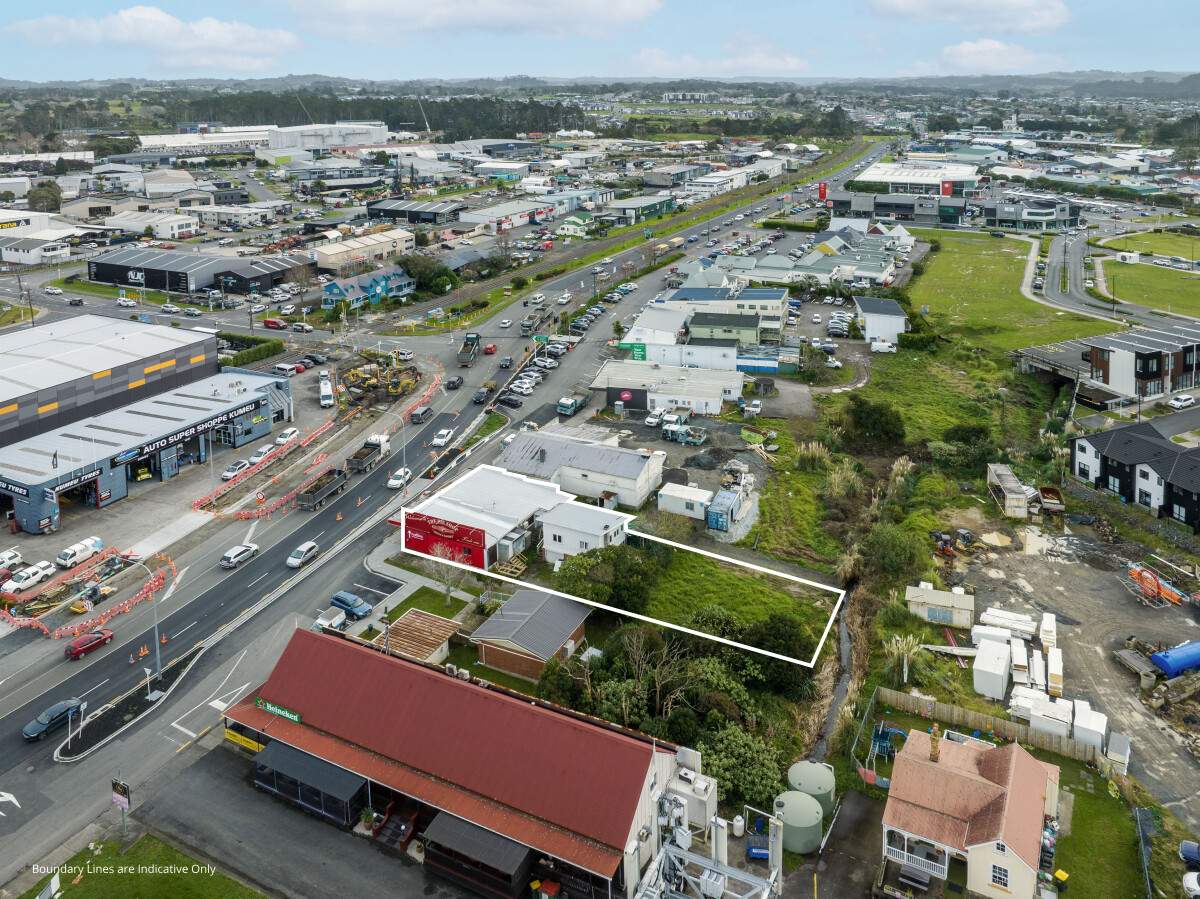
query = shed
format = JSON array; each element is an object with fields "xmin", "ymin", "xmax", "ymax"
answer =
[
  {"xmin": 657, "ymin": 482, "xmax": 713, "ymax": 520},
  {"xmin": 373, "ymin": 608, "xmax": 459, "ymax": 664},
  {"xmin": 904, "ymin": 582, "xmax": 974, "ymax": 629},
  {"xmin": 986, "ymin": 463, "xmax": 1028, "ymax": 518},
  {"xmin": 707, "ymin": 489, "xmax": 742, "ymax": 532},
  {"xmin": 973, "ymin": 639, "xmax": 1011, "ymax": 701}
]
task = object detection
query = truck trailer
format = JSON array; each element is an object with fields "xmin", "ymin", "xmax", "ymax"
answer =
[
  {"xmin": 347, "ymin": 434, "xmax": 391, "ymax": 473},
  {"xmin": 457, "ymin": 332, "xmax": 481, "ymax": 367},
  {"xmin": 296, "ymin": 468, "xmax": 348, "ymax": 510}
]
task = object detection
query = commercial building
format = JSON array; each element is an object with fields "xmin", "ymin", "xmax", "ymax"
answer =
[
  {"xmin": 366, "ymin": 199, "xmax": 467, "ymax": 226},
  {"xmin": 1070, "ymin": 408, "xmax": 1200, "ymax": 533},
  {"xmin": 853, "ymin": 295, "xmax": 910, "ymax": 344},
  {"xmin": 311, "ymin": 228, "xmax": 415, "ymax": 271},
  {"xmin": 882, "ymin": 728, "xmax": 1059, "ymax": 898},
  {"xmin": 267, "ymin": 121, "xmax": 388, "ymax": 152},
  {"xmin": 458, "ymin": 200, "xmax": 556, "ymax": 233},
  {"xmin": 825, "ymin": 192, "xmax": 965, "ymax": 226},
  {"xmin": 494, "ymin": 431, "xmax": 665, "ymax": 509},
  {"xmin": 87, "ymin": 247, "xmax": 315, "ymax": 295},
  {"xmin": 224, "ymin": 628, "xmax": 709, "ymax": 899},
  {"xmin": 590, "ymin": 360, "xmax": 742, "ymax": 414},
  {"xmin": 191, "ymin": 205, "xmax": 271, "ymax": 228},
  {"xmin": 641, "ymin": 164, "xmax": 704, "ymax": 188},
  {"xmin": 858, "ymin": 161, "xmax": 981, "ymax": 196},
  {"xmin": 470, "ymin": 590, "xmax": 590, "ymax": 681},
  {"xmin": 103, "ymin": 210, "xmax": 198, "ymax": 239},
  {"xmin": 661, "ymin": 287, "xmax": 789, "ymax": 320},
  {"xmin": 0, "ymin": 369, "xmax": 289, "ymax": 534},
  {"xmin": 473, "ymin": 161, "xmax": 530, "ymax": 179},
  {"xmin": 982, "ymin": 199, "xmax": 1081, "ymax": 231},
  {"xmin": 603, "ymin": 195, "xmax": 674, "ymax": 223},
  {"xmin": 0, "ymin": 235, "xmax": 71, "ymax": 266},
  {"xmin": 684, "ymin": 171, "xmax": 747, "ymax": 198},
  {"xmin": 687, "ymin": 311, "xmax": 761, "ymax": 346},
  {"xmin": 321, "ymin": 265, "xmax": 415, "ymax": 310}
]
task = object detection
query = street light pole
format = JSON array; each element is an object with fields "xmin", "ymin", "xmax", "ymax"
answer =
[{"xmin": 130, "ymin": 559, "xmax": 163, "ymax": 681}]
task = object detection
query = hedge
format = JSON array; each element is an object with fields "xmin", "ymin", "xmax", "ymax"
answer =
[
  {"xmin": 898, "ymin": 332, "xmax": 937, "ymax": 351},
  {"xmin": 763, "ymin": 219, "xmax": 828, "ymax": 233},
  {"xmin": 217, "ymin": 336, "xmax": 285, "ymax": 368},
  {"xmin": 534, "ymin": 267, "xmax": 567, "ymax": 282}
]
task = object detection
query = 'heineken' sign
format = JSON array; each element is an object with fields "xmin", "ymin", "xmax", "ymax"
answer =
[{"xmin": 256, "ymin": 698, "xmax": 301, "ymax": 723}]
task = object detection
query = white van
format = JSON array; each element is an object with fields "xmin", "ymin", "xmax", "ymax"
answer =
[
  {"xmin": 319, "ymin": 381, "xmax": 335, "ymax": 408},
  {"xmin": 55, "ymin": 536, "xmax": 103, "ymax": 570},
  {"xmin": 870, "ymin": 341, "xmax": 898, "ymax": 354},
  {"xmin": 273, "ymin": 363, "xmax": 298, "ymax": 377},
  {"xmin": 531, "ymin": 293, "xmax": 546, "ymax": 304}
]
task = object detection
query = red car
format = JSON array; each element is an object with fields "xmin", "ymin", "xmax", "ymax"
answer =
[
  {"xmin": 292, "ymin": 362, "xmax": 306, "ymax": 372},
  {"xmin": 0, "ymin": 569, "xmax": 11, "ymax": 586},
  {"xmin": 484, "ymin": 343, "xmax": 497, "ymax": 354},
  {"xmin": 65, "ymin": 628, "xmax": 114, "ymax": 661}
]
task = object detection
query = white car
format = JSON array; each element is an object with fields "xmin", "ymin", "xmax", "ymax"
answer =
[
  {"xmin": 396, "ymin": 349, "xmax": 414, "ymax": 361},
  {"xmin": 826, "ymin": 358, "xmax": 843, "ymax": 369},
  {"xmin": 2, "ymin": 561, "xmax": 55, "ymax": 595},
  {"xmin": 459, "ymin": 239, "xmax": 472, "ymax": 245},
  {"xmin": 510, "ymin": 383, "xmax": 535, "ymax": 396},
  {"xmin": 1084, "ymin": 280, "xmax": 1094, "ymax": 288},
  {"xmin": 534, "ymin": 357, "xmax": 559, "ymax": 369},
  {"xmin": 249, "ymin": 303, "xmax": 267, "ymax": 314},
  {"xmin": 557, "ymin": 296, "xmax": 571, "ymax": 305},
  {"xmin": 499, "ymin": 319, "xmax": 512, "ymax": 328},
  {"xmin": 601, "ymin": 257, "xmax": 613, "ymax": 264},
  {"xmin": 221, "ymin": 460, "xmax": 250, "ymax": 481},
  {"xmin": 0, "ymin": 549, "xmax": 22, "ymax": 570},
  {"xmin": 117, "ymin": 297, "xmax": 137, "ymax": 308},
  {"xmin": 45, "ymin": 286, "xmax": 63, "ymax": 295},
  {"xmin": 281, "ymin": 304, "xmax": 296, "ymax": 315},
  {"xmin": 431, "ymin": 428, "xmax": 455, "ymax": 447},
  {"xmin": 1186, "ymin": 872, "xmax": 1200, "ymax": 899},
  {"xmin": 812, "ymin": 313, "xmax": 821, "ymax": 323},
  {"xmin": 1169, "ymin": 394, "xmax": 1196, "ymax": 410},
  {"xmin": 160, "ymin": 303, "xmax": 181, "ymax": 314},
  {"xmin": 219, "ymin": 543, "xmax": 259, "ymax": 569},
  {"xmin": 286, "ymin": 541, "xmax": 319, "ymax": 569},
  {"xmin": 387, "ymin": 468, "xmax": 413, "ymax": 489},
  {"xmin": 248, "ymin": 444, "xmax": 274, "ymax": 466},
  {"xmin": 276, "ymin": 427, "xmax": 300, "ymax": 446}
]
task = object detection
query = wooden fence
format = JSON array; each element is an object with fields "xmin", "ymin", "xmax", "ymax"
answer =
[{"xmin": 876, "ymin": 686, "xmax": 1102, "ymax": 764}]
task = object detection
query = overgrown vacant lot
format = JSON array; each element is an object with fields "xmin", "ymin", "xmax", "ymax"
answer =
[{"xmin": 909, "ymin": 230, "xmax": 1116, "ymax": 350}]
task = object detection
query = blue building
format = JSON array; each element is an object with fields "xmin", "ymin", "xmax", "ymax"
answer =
[{"xmin": 322, "ymin": 265, "xmax": 415, "ymax": 310}]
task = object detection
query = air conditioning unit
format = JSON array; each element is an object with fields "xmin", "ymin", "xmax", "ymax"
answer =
[
  {"xmin": 446, "ymin": 664, "xmax": 457, "ymax": 677},
  {"xmin": 563, "ymin": 639, "xmax": 575, "ymax": 658},
  {"xmin": 456, "ymin": 669, "xmax": 471, "ymax": 681},
  {"xmin": 677, "ymin": 768, "xmax": 697, "ymax": 785},
  {"xmin": 700, "ymin": 871, "xmax": 726, "ymax": 898}
]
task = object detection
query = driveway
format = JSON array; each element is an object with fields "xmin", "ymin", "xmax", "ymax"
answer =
[
  {"xmin": 785, "ymin": 789, "xmax": 884, "ymax": 899},
  {"xmin": 136, "ymin": 746, "xmax": 470, "ymax": 899},
  {"xmin": 769, "ymin": 378, "xmax": 815, "ymax": 418}
]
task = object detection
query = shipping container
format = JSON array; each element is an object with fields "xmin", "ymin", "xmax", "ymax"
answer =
[{"xmin": 707, "ymin": 489, "xmax": 742, "ymax": 532}]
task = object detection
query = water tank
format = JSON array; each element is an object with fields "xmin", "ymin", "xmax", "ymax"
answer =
[
  {"xmin": 1152, "ymin": 642, "xmax": 1200, "ymax": 679},
  {"xmin": 773, "ymin": 792, "xmax": 823, "ymax": 855},
  {"xmin": 787, "ymin": 761, "xmax": 836, "ymax": 817}
]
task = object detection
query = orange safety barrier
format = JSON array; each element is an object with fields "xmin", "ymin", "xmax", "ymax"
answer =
[{"xmin": 51, "ymin": 567, "xmax": 167, "ymax": 639}]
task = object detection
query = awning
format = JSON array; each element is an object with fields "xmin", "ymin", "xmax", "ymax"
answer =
[
  {"xmin": 423, "ymin": 812, "xmax": 535, "ymax": 877},
  {"xmin": 254, "ymin": 740, "xmax": 366, "ymax": 802},
  {"xmin": 262, "ymin": 383, "xmax": 289, "ymax": 416}
]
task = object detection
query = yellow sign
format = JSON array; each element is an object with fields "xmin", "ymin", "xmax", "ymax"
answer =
[{"xmin": 224, "ymin": 728, "xmax": 264, "ymax": 752}]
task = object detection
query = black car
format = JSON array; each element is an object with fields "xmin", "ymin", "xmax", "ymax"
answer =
[
  {"xmin": 446, "ymin": 376, "xmax": 464, "ymax": 390},
  {"xmin": 499, "ymin": 356, "xmax": 513, "ymax": 369},
  {"xmin": 1181, "ymin": 840, "xmax": 1200, "ymax": 871},
  {"xmin": 68, "ymin": 298, "xmax": 84, "ymax": 307},
  {"xmin": 23, "ymin": 697, "xmax": 82, "ymax": 742},
  {"xmin": 303, "ymin": 353, "xmax": 327, "ymax": 365},
  {"xmin": 497, "ymin": 394, "xmax": 524, "ymax": 408},
  {"xmin": 472, "ymin": 388, "xmax": 489, "ymax": 404}
]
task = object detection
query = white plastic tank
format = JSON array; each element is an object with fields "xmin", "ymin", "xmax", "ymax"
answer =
[
  {"xmin": 773, "ymin": 792, "xmax": 823, "ymax": 855},
  {"xmin": 787, "ymin": 760, "xmax": 836, "ymax": 817},
  {"xmin": 732, "ymin": 814, "xmax": 745, "ymax": 837}
]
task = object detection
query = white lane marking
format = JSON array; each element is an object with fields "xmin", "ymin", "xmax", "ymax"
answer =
[
  {"xmin": 161, "ymin": 565, "xmax": 189, "ymax": 603},
  {"xmin": 173, "ymin": 621, "xmax": 196, "ymax": 639},
  {"xmin": 78, "ymin": 678, "xmax": 110, "ymax": 699},
  {"xmin": 208, "ymin": 681, "xmax": 251, "ymax": 713},
  {"xmin": 172, "ymin": 650, "xmax": 250, "ymax": 737},
  {"xmin": 247, "ymin": 572, "xmax": 269, "ymax": 588},
  {"xmin": 246, "ymin": 519, "xmax": 260, "ymax": 542},
  {"xmin": 353, "ymin": 583, "xmax": 390, "ymax": 597}
]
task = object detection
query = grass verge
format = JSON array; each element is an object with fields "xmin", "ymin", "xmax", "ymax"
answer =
[{"xmin": 446, "ymin": 643, "xmax": 537, "ymax": 695}]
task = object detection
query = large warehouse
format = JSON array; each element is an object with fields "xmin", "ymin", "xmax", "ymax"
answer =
[
  {"xmin": 311, "ymin": 228, "xmax": 415, "ymax": 270},
  {"xmin": 0, "ymin": 370, "xmax": 290, "ymax": 534},
  {"xmin": 88, "ymin": 247, "xmax": 316, "ymax": 294},
  {"xmin": 366, "ymin": 199, "xmax": 467, "ymax": 226},
  {"xmin": 858, "ymin": 161, "xmax": 981, "ymax": 196},
  {"xmin": 457, "ymin": 200, "xmax": 556, "ymax": 233},
  {"xmin": 104, "ymin": 210, "xmax": 199, "ymax": 239},
  {"xmin": 0, "ymin": 315, "xmax": 217, "ymax": 445}
]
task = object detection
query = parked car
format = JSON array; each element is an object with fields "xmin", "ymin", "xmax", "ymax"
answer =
[
  {"xmin": 248, "ymin": 444, "xmax": 274, "ymax": 466},
  {"xmin": 534, "ymin": 357, "xmax": 559, "ymax": 369},
  {"xmin": 276, "ymin": 427, "xmax": 300, "ymax": 446},
  {"xmin": 387, "ymin": 469, "xmax": 414, "ymax": 490},
  {"xmin": 1170, "ymin": 394, "xmax": 1196, "ymax": 410},
  {"xmin": 395, "ymin": 349, "xmax": 414, "ymax": 361},
  {"xmin": 22, "ymin": 697, "xmax": 82, "ymax": 741},
  {"xmin": 0, "ymin": 549, "xmax": 22, "ymax": 570},
  {"xmin": 645, "ymin": 410, "xmax": 664, "ymax": 428},
  {"xmin": 497, "ymin": 394, "xmax": 524, "ymax": 408},
  {"xmin": 330, "ymin": 590, "xmax": 372, "ymax": 620},
  {"xmin": 281, "ymin": 304, "xmax": 296, "ymax": 315},
  {"xmin": 65, "ymin": 628, "xmax": 114, "ymax": 660},
  {"xmin": 1186, "ymin": 872, "xmax": 1200, "ymax": 899},
  {"xmin": 219, "ymin": 543, "xmax": 259, "ymax": 569},
  {"xmin": 431, "ymin": 428, "xmax": 455, "ymax": 447},
  {"xmin": 286, "ymin": 541, "xmax": 319, "ymax": 569},
  {"xmin": 510, "ymin": 383, "xmax": 534, "ymax": 396},
  {"xmin": 221, "ymin": 460, "xmax": 248, "ymax": 482},
  {"xmin": 2, "ymin": 561, "xmax": 55, "ymax": 595}
]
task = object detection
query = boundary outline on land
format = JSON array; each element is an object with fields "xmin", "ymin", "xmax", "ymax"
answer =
[{"xmin": 397, "ymin": 503, "xmax": 844, "ymax": 669}]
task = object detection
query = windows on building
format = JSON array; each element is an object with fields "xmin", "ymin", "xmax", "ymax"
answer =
[
  {"xmin": 1139, "ymin": 469, "xmax": 1149, "ymax": 481},
  {"xmin": 552, "ymin": 534, "xmax": 562, "ymax": 543},
  {"xmin": 991, "ymin": 865, "xmax": 1009, "ymax": 889},
  {"xmin": 579, "ymin": 541, "xmax": 589, "ymax": 550},
  {"xmin": 994, "ymin": 842, "xmax": 1006, "ymax": 855}
]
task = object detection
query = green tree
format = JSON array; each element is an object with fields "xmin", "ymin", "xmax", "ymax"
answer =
[
  {"xmin": 26, "ymin": 180, "xmax": 62, "ymax": 212},
  {"xmin": 612, "ymin": 320, "xmax": 626, "ymax": 337},
  {"xmin": 370, "ymin": 150, "xmax": 390, "ymax": 165},
  {"xmin": 698, "ymin": 726, "xmax": 783, "ymax": 806},
  {"xmin": 847, "ymin": 393, "xmax": 905, "ymax": 446},
  {"xmin": 742, "ymin": 613, "xmax": 815, "ymax": 700},
  {"xmin": 414, "ymin": 230, "xmax": 430, "ymax": 248},
  {"xmin": 862, "ymin": 521, "xmax": 926, "ymax": 577},
  {"xmin": 52, "ymin": 157, "xmax": 69, "ymax": 175},
  {"xmin": 1178, "ymin": 140, "xmax": 1200, "ymax": 175}
]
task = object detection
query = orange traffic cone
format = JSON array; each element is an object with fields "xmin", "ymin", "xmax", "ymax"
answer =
[
  {"xmin": 357, "ymin": 497, "xmax": 363, "ymax": 506},
  {"xmin": 336, "ymin": 512, "xmax": 343, "ymax": 520},
  {"xmin": 161, "ymin": 633, "xmax": 168, "ymax": 644}
]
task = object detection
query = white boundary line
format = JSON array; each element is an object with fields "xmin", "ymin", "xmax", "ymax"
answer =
[{"xmin": 398, "ymin": 506, "xmax": 844, "ymax": 669}]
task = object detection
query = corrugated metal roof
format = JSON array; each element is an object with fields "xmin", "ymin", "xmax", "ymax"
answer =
[
  {"xmin": 423, "ymin": 813, "xmax": 534, "ymax": 876},
  {"xmin": 226, "ymin": 630, "xmax": 665, "ymax": 873},
  {"xmin": 853, "ymin": 295, "xmax": 907, "ymax": 317},
  {"xmin": 471, "ymin": 590, "xmax": 590, "ymax": 661},
  {"xmin": 409, "ymin": 465, "xmax": 570, "ymax": 544},
  {"xmin": 373, "ymin": 609, "xmax": 459, "ymax": 661},
  {"xmin": 495, "ymin": 432, "xmax": 654, "ymax": 482}
]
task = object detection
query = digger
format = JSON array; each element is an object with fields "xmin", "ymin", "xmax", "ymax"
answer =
[
  {"xmin": 930, "ymin": 530, "xmax": 956, "ymax": 559},
  {"xmin": 930, "ymin": 528, "xmax": 986, "ymax": 556}
]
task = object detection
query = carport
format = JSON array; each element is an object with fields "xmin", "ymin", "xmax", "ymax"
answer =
[
  {"xmin": 252, "ymin": 739, "xmax": 369, "ymax": 828},
  {"xmin": 422, "ymin": 813, "xmax": 537, "ymax": 899}
]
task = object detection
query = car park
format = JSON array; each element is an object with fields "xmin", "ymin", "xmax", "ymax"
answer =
[
  {"xmin": 286, "ymin": 541, "xmax": 319, "ymax": 568},
  {"xmin": 219, "ymin": 543, "xmax": 259, "ymax": 569},
  {"xmin": 64, "ymin": 628, "xmax": 114, "ymax": 660},
  {"xmin": 276, "ymin": 427, "xmax": 299, "ymax": 446},
  {"xmin": 431, "ymin": 428, "xmax": 455, "ymax": 447},
  {"xmin": 2, "ymin": 561, "xmax": 54, "ymax": 595},
  {"xmin": 221, "ymin": 460, "xmax": 250, "ymax": 481},
  {"xmin": 387, "ymin": 469, "xmax": 413, "ymax": 490},
  {"xmin": 330, "ymin": 590, "xmax": 373, "ymax": 620},
  {"xmin": 510, "ymin": 383, "xmax": 534, "ymax": 396},
  {"xmin": 22, "ymin": 698, "xmax": 82, "ymax": 741}
]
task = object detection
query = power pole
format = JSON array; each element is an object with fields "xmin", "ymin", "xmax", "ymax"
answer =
[{"xmin": 14, "ymin": 269, "xmax": 34, "ymax": 327}]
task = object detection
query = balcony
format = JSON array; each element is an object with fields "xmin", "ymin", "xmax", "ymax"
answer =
[{"xmin": 884, "ymin": 845, "xmax": 948, "ymax": 878}]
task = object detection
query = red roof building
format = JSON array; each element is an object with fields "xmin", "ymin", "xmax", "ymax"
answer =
[{"xmin": 224, "ymin": 629, "xmax": 687, "ymax": 895}]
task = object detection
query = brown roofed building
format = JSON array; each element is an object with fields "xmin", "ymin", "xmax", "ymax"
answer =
[
  {"xmin": 224, "ymin": 628, "xmax": 694, "ymax": 899},
  {"xmin": 372, "ymin": 608, "xmax": 459, "ymax": 664},
  {"xmin": 882, "ymin": 728, "xmax": 1059, "ymax": 898}
]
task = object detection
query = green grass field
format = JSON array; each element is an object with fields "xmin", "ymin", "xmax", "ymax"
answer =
[
  {"xmin": 446, "ymin": 643, "xmax": 537, "ymax": 694},
  {"xmin": 1105, "ymin": 259, "xmax": 1200, "ymax": 316},
  {"xmin": 909, "ymin": 230, "xmax": 1116, "ymax": 351},
  {"xmin": 1104, "ymin": 229, "xmax": 1200, "ymax": 261},
  {"xmin": 18, "ymin": 835, "xmax": 261, "ymax": 899},
  {"xmin": 385, "ymin": 584, "xmax": 467, "ymax": 619},
  {"xmin": 0, "ymin": 304, "xmax": 35, "ymax": 328}
]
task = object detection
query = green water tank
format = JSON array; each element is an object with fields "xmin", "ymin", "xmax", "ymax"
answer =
[
  {"xmin": 773, "ymin": 791, "xmax": 823, "ymax": 854},
  {"xmin": 787, "ymin": 761, "xmax": 836, "ymax": 817}
]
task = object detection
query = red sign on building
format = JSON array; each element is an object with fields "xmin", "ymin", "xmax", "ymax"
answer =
[
  {"xmin": 403, "ymin": 512, "xmax": 488, "ymax": 569},
  {"xmin": 818, "ymin": 182, "xmax": 827, "ymax": 200},
  {"xmin": 941, "ymin": 180, "xmax": 953, "ymax": 197}
]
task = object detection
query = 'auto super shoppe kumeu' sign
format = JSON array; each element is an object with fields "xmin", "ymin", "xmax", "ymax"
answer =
[{"xmin": 109, "ymin": 399, "xmax": 264, "ymax": 467}]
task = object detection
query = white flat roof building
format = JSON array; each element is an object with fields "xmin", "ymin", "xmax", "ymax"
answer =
[
  {"xmin": 104, "ymin": 210, "xmax": 198, "ymax": 239},
  {"xmin": 590, "ymin": 360, "xmax": 742, "ymax": 415}
]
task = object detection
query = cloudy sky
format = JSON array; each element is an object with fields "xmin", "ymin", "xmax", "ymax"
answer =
[{"xmin": 0, "ymin": 0, "xmax": 1180, "ymax": 82}]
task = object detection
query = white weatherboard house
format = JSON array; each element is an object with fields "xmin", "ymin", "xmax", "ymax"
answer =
[
  {"xmin": 536, "ymin": 503, "xmax": 633, "ymax": 566},
  {"xmin": 495, "ymin": 432, "xmax": 665, "ymax": 509},
  {"xmin": 853, "ymin": 295, "xmax": 909, "ymax": 344}
]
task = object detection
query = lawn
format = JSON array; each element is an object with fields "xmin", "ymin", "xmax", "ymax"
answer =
[
  {"xmin": 645, "ymin": 549, "xmax": 833, "ymax": 639},
  {"xmin": 18, "ymin": 835, "xmax": 261, "ymax": 899},
  {"xmin": 739, "ymin": 466, "xmax": 842, "ymax": 572},
  {"xmin": 446, "ymin": 643, "xmax": 538, "ymax": 695},
  {"xmin": 1104, "ymin": 229, "xmax": 1200, "ymax": 261},
  {"xmin": 51, "ymin": 277, "xmax": 178, "ymax": 307},
  {"xmin": 1103, "ymin": 259, "xmax": 1200, "ymax": 317},
  {"xmin": 385, "ymin": 584, "xmax": 468, "ymax": 619},
  {"xmin": 0, "ymin": 303, "xmax": 34, "ymax": 327},
  {"xmin": 908, "ymin": 230, "xmax": 1116, "ymax": 351}
]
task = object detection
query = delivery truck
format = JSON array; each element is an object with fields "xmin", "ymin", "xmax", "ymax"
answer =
[
  {"xmin": 347, "ymin": 434, "xmax": 391, "ymax": 473},
  {"xmin": 457, "ymin": 332, "xmax": 481, "ymax": 367},
  {"xmin": 296, "ymin": 468, "xmax": 348, "ymax": 510},
  {"xmin": 557, "ymin": 385, "xmax": 592, "ymax": 416}
]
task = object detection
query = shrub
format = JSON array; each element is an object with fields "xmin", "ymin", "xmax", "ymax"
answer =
[
  {"xmin": 218, "ymin": 337, "xmax": 285, "ymax": 368},
  {"xmin": 862, "ymin": 521, "xmax": 926, "ymax": 578}
]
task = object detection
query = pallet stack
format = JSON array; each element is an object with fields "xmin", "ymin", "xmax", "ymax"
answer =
[
  {"xmin": 1039, "ymin": 613, "xmax": 1057, "ymax": 653},
  {"xmin": 979, "ymin": 607, "xmax": 1037, "ymax": 638},
  {"xmin": 1011, "ymin": 637, "xmax": 1030, "ymax": 687},
  {"xmin": 1048, "ymin": 647, "xmax": 1064, "ymax": 698}
]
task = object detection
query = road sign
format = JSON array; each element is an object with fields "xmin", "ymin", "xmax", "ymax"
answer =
[
  {"xmin": 255, "ymin": 491, "xmax": 266, "ymax": 504},
  {"xmin": 112, "ymin": 779, "xmax": 130, "ymax": 811},
  {"xmin": 533, "ymin": 335, "xmax": 549, "ymax": 343}
]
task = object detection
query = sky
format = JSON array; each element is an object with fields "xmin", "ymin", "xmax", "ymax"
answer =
[{"xmin": 0, "ymin": 0, "xmax": 1188, "ymax": 83}]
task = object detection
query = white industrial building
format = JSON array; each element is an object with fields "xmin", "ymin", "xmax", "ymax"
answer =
[
  {"xmin": 623, "ymin": 307, "xmax": 689, "ymax": 346},
  {"xmin": 458, "ymin": 200, "xmax": 556, "ymax": 233},
  {"xmin": 0, "ymin": 176, "xmax": 31, "ymax": 198},
  {"xmin": 310, "ymin": 228, "xmax": 415, "ymax": 270},
  {"xmin": 191, "ymin": 205, "xmax": 271, "ymax": 228},
  {"xmin": 859, "ymin": 160, "xmax": 980, "ymax": 195},
  {"xmin": 657, "ymin": 483, "xmax": 713, "ymax": 520},
  {"xmin": 0, "ymin": 236, "xmax": 71, "ymax": 265},
  {"xmin": 268, "ymin": 121, "xmax": 388, "ymax": 151},
  {"xmin": 104, "ymin": 210, "xmax": 198, "ymax": 239},
  {"xmin": 590, "ymin": 360, "xmax": 742, "ymax": 415},
  {"xmin": 853, "ymin": 295, "xmax": 910, "ymax": 344},
  {"xmin": 494, "ymin": 431, "xmax": 665, "ymax": 509},
  {"xmin": 684, "ymin": 171, "xmax": 748, "ymax": 197}
]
